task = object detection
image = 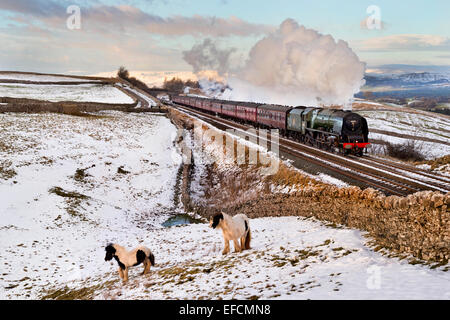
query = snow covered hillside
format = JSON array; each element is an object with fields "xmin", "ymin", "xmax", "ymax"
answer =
[
  {"xmin": 44, "ymin": 217, "xmax": 450, "ymax": 300},
  {"xmin": 0, "ymin": 110, "xmax": 448, "ymax": 300},
  {"xmin": 0, "ymin": 83, "xmax": 134, "ymax": 104},
  {"xmin": 357, "ymin": 110, "xmax": 450, "ymax": 160},
  {"xmin": 0, "ymin": 112, "xmax": 182, "ymax": 299},
  {"xmin": 0, "ymin": 73, "xmax": 102, "ymax": 83}
]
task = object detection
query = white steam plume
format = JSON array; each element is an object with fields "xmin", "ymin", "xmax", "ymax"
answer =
[
  {"xmin": 223, "ymin": 19, "xmax": 366, "ymax": 107},
  {"xmin": 184, "ymin": 19, "xmax": 366, "ymax": 108}
]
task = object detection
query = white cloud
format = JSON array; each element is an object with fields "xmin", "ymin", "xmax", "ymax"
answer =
[
  {"xmin": 1, "ymin": 2, "xmax": 274, "ymax": 38},
  {"xmin": 357, "ymin": 34, "xmax": 450, "ymax": 51}
]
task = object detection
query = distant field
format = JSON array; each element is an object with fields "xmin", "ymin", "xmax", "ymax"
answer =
[
  {"xmin": 0, "ymin": 72, "xmax": 102, "ymax": 83},
  {"xmin": 0, "ymin": 83, "xmax": 134, "ymax": 104},
  {"xmin": 357, "ymin": 110, "xmax": 450, "ymax": 159}
]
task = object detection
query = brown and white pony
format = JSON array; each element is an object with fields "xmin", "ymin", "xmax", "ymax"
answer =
[
  {"xmin": 210, "ymin": 212, "xmax": 251, "ymax": 255},
  {"xmin": 104, "ymin": 243, "xmax": 155, "ymax": 282}
]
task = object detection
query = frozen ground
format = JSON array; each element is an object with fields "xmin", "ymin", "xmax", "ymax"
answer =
[
  {"xmin": 0, "ymin": 110, "xmax": 448, "ymax": 300},
  {"xmin": 357, "ymin": 110, "xmax": 450, "ymax": 159},
  {"xmin": 0, "ymin": 73, "xmax": 101, "ymax": 82},
  {"xmin": 0, "ymin": 83, "xmax": 134, "ymax": 104},
  {"xmin": 42, "ymin": 217, "xmax": 450, "ymax": 300},
  {"xmin": 0, "ymin": 111, "xmax": 182, "ymax": 299}
]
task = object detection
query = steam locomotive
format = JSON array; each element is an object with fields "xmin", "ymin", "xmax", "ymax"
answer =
[{"xmin": 171, "ymin": 95, "xmax": 370, "ymax": 156}]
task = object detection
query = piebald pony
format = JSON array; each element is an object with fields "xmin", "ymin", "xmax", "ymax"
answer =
[
  {"xmin": 104, "ymin": 243, "xmax": 155, "ymax": 282},
  {"xmin": 210, "ymin": 212, "xmax": 251, "ymax": 255}
]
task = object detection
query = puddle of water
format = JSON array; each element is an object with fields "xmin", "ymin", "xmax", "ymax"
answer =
[{"xmin": 161, "ymin": 214, "xmax": 204, "ymax": 228}]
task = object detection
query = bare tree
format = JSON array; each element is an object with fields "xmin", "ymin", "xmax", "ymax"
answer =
[{"xmin": 117, "ymin": 66, "xmax": 129, "ymax": 79}]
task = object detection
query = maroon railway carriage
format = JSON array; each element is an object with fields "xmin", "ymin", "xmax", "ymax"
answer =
[
  {"xmin": 180, "ymin": 96, "xmax": 190, "ymax": 106},
  {"xmin": 256, "ymin": 104, "xmax": 293, "ymax": 132},
  {"xmin": 188, "ymin": 96, "xmax": 197, "ymax": 108},
  {"xmin": 211, "ymin": 100, "xmax": 222, "ymax": 114},
  {"xmin": 189, "ymin": 97, "xmax": 195, "ymax": 107},
  {"xmin": 236, "ymin": 102, "xmax": 259, "ymax": 124},
  {"xmin": 221, "ymin": 100, "xmax": 237, "ymax": 118},
  {"xmin": 172, "ymin": 95, "xmax": 183, "ymax": 105},
  {"xmin": 194, "ymin": 98, "xmax": 203, "ymax": 109},
  {"xmin": 195, "ymin": 97, "xmax": 203, "ymax": 109},
  {"xmin": 201, "ymin": 98, "xmax": 212, "ymax": 112}
]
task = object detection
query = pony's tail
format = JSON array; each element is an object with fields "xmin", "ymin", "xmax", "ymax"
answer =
[
  {"xmin": 244, "ymin": 228, "xmax": 251, "ymax": 250},
  {"xmin": 149, "ymin": 252, "xmax": 155, "ymax": 266}
]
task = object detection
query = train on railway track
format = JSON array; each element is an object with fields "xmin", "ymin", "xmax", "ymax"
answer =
[{"xmin": 171, "ymin": 95, "xmax": 370, "ymax": 156}]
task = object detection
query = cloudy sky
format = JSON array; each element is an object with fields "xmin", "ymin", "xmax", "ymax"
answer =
[{"xmin": 0, "ymin": 0, "xmax": 449, "ymax": 76}]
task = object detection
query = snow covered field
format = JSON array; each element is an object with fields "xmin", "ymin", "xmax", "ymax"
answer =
[
  {"xmin": 43, "ymin": 217, "xmax": 450, "ymax": 300},
  {"xmin": 357, "ymin": 110, "xmax": 450, "ymax": 159},
  {"xmin": 0, "ymin": 112, "xmax": 182, "ymax": 299},
  {"xmin": 0, "ymin": 110, "xmax": 448, "ymax": 300},
  {"xmin": 0, "ymin": 73, "xmax": 101, "ymax": 83},
  {"xmin": 0, "ymin": 83, "xmax": 135, "ymax": 104}
]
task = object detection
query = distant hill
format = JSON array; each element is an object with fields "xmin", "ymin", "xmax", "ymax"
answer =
[
  {"xmin": 366, "ymin": 64, "xmax": 450, "ymax": 75},
  {"xmin": 364, "ymin": 72, "xmax": 450, "ymax": 88},
  {"xmin": 359, "ymin": 65, "xmax": 450, "ymax": 101}
]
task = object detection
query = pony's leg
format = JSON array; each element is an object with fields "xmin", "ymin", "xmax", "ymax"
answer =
[
  {"xmin": 222, "ymin": 240, "xmax": 230, "ymax": 255},
  {"xmin": 233, "ymin": 239, "xmax": 241, "ymax": 253},
  {"xmin": 123, "ymin": 268, "xmax": 129, "ymax": 282},
  {"xmin": 142, "ymin": 260, "xmax": 147, "ymax": 275},
  {"xmin": 143, "ymin": 259, "xmax": 150, "ymax": 275},
  {"xmin": 240, "ymin": 237, "xmax": 246, "ymax": 250},
  {"xmin": 118, "ymin": 267, "xmax": 124, "ymax": 279}
]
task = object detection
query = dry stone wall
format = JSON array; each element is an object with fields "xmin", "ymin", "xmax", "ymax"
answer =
[
  {"xmin": 168, "ymin": 107, "xmax": 449, "ymax": 263},
  {"xmin": 0, "ymin": 97, "xmax": 137, "ymax": 114}
]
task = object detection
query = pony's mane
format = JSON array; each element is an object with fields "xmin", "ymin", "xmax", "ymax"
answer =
[
  {"xmin": 211, "ymin": 213, "xmax": 224, "ymax": 229},
  {"xmin": 105, "ymin": 243, "xmax": 116, "ymax": 254}
]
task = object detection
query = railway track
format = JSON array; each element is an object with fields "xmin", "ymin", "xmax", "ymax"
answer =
[
  {"xmin": 351, "ymin": 156, "xmax": 450, "ymax": 193},
  {"xmin": 168, "ymin": 101, "xmax": 450, "ymax": 197}
]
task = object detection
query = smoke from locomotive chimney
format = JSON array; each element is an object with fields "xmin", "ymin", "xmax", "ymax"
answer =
[
  {"xmin": 182, "ymin": 38, "xmax": 235, "ymax": 76},
  {"xmin": 183, "ymin": 19, "xmax": 366, "ymax": 108}
]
